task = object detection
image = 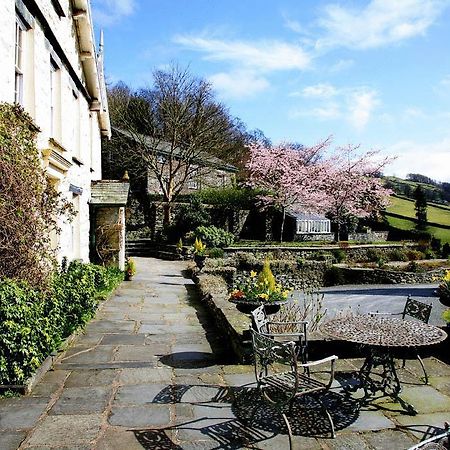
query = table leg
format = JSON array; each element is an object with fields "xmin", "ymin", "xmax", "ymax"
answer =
[{"xmin": 358, "ymin": 346, "xmax": 417, "ymax": 415}]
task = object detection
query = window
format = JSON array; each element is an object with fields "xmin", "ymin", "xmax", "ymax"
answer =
[
  {"xmin": 14, "ymin": 17, "xmax": 25, "ymax": 104},
  {"xmin": 50, "ymin": 58, "xmax": 61, "ymax": 139},
  {"xmin": 188, "ymin": 167, "xmax": 199, "ymax": 190}
]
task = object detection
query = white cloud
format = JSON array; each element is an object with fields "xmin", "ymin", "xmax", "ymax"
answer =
[
  {"xmin": 173, "ymin": 35, "xmax": 311, "ymax": 72},
  {"xmin": 290, "ymin": 102, "xmax": 341, "ymax": 120},
  {"xmin": 348, "ymin": 89, "xmax": 379, "ymax": 130},
  {"xmin": 404, "ymin": 107, "xmax": 425, "ymax": 118},
  {"xmin": 384, "ymin": 138, "xmax": 450, "ymax": 182},
  {"xmin": 329, "ymin": 59, "xmax": 354, "ymax": 72},
  {"xmin": 209, "ymin": 71, "xmax": 270, "ymax": 99},
  {"xmin": 316, "ymin": 0, "xmax": 448, "ymax": 50},
  {"xmin": 301, "ymin": 83, "xmax": 337, "ymax": 98},
  {"xmin": 92, "ymin": 0, "xmax": 135, "ymax": 26}
]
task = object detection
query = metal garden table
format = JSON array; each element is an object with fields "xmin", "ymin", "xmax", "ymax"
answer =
[{"xmin": 321, "ymin": 315, "xmax": 447, "ymax": 415}]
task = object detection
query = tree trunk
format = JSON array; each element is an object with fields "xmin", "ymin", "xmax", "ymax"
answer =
[
  {"xmin": 280, "ymin": 207, "xmax": 286, "ymax": 243},
  {"xmin": 335, "ymin": 220, "xmax": 341, "ymax": 242},
  {"xmin": 162, "ymin": 202, "xmax": 171, "ymax": 228}
]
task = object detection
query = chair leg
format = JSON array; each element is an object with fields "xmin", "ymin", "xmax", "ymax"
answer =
[
  {"xmin": 281, "ymin": 412, "xmax": 293, "ymax": 450},
  {"xmin": 317, "ymin": 397, "xmax": 336, "ymax": 438},
  {"xmin": 417, "ymin": 354, "xmax": 428, "ymax": 384}
]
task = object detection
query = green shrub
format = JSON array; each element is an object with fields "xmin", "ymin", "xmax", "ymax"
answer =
[
  {"xmin": 195, "ymin": 187, "xmax": 261, "ymax": 209},
  {"xmin": 406, "ymin": 249, "xmax": 424, "ymax": 261},
  {"xmin": 332, "ymin": 249, "xmax": 346, "ymax": 263},
  {"xmin": 195, "ymin": 226, "xmax": 234, "ymax": 248},
  {"xmin": 366, "ymin": 248, "xmax": 383, "ymax": 262},
  {"xmin": 387, "ymin": 248, "xmax": 409, "ymax": 262},
  {"xmin": 0, "ymin": 261, "xmax": 123, "ymax": 385},
  {"xmin": 404, "ymin": 261, "xmax": 424, "ymax": 273},
  {"xmin": 208, "ymin": 247, "xmax": 224, "ymax": 258}
]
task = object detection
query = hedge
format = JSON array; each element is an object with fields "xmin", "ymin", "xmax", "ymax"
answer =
[{"xmin": 0, "ymin": 261, "xmax": 123, "ymax": 385}]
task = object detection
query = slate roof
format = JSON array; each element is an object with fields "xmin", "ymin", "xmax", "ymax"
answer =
[
  {"xmin": 90, "ymin": 180, "xmax": 130, "ymax": 206},
  {"xmin": 113, "ymin": 127, "xmax": 238, "ymax": 173}
]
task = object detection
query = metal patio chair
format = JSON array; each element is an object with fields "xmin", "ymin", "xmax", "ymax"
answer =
[
  {"xmin": 251, "ymin": 304, "xmax": 309, "ymax": 367},
  {"xmin": 250, "ymin": 329, "xmax": 338, "ymax": 449},
  {"xmin": 407, "ymin": 422, "xmax": 449, "ymax": 449},
  {"xmin": 370, "ymin": 294, "xmax": 433, "ymax": 383}
]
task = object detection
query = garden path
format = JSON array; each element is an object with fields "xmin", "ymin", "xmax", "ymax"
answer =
[{"xmin": 1, "ymin": 257, "xmax": 449, "ymax": 449}]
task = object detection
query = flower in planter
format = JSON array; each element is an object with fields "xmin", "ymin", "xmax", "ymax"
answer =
[
  {"xmin": 442, "ymin": 309, "xmax": 450, "ymax": 325},
  {"xmin": 229, "ymin": 259, "xmax": 292, "ymax": 304},
  {"xmin": 437, "ymin": 270, "xmax": 450, "ymax": 302},
  {"xmin": 125, "ymin": 257, "xmax": 136, "ymax": 280},
  {"xmin": 192, "ymin": 238, "xmax": 207, "ymax": 257}
]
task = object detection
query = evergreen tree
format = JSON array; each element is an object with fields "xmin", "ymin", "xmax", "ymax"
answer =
[{"xmin": 414, "ymin": 185, "xmax": 428, "ymax": 230}]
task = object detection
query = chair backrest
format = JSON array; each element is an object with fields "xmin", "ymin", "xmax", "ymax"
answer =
[
  {"xmin": 403, "ymin": 295, "xmax": 432, "ymax": 324},
  {"xmin": 251, "ymin": 329, "xmax": 297, "ymax": 366},
  {"xmin": 251, "ymin": 305, "xmax": 268, "ymax": 334}
]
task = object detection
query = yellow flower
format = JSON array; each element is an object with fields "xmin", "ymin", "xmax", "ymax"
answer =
[
  {"xmin": 282, "ymin": 290, "xmax": 290, "ymax": 298},
  {"xmin": 250, "ymin": 270, "xmax": 257, "ymax": 278},
  {"xmin": 444, "ymin": 271, "xmax": 450, "ymax": 282},
  {"xmin": 259, "ymin": 293, "xmax": 269, "ymax": 299}
]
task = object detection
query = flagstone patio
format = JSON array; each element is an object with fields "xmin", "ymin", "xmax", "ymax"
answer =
[{"xmin": 0, "ymin": 257, "xmax": 449, "ymax": 450}]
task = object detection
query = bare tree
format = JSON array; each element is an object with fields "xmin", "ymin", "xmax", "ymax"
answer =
[{"xmin": 107, "ymin": 66, "xmax": 244, "ymax": 225}]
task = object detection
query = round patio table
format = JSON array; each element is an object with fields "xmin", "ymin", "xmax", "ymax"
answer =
[{"xmin": 321, "ymin": 315, "xmax": 447, "ymax": 414}]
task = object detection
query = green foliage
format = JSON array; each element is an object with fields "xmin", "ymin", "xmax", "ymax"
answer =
[
  {"xmin": 0, "ymin": 262, "xmax": 123, "ymax": 385},
  {"xmin": 366, "ymin": 248, "xmax": 383, "ymax": 262},
  {"xmin": 194, "ymin": 187, "xmax": 262, "ymax": 209},
  {"xmin": 442, "ymin": 309, "xmax": 450, "ymax": 324},
  {"xmin": 207, "ymin": 247, "xmax": 224, "ymax": 258},
  {"xmin": 387, "ymin": 248, "xmax": 409, "ymax": 262},
  {"xmin": 0, "ymin": 103, "xmax": 72, "ymax": 287},
  {"xmin": 125, "ymin": 257, "xmax": 137, "ymax": 280},
  {"xmin": 404, "ymin": 261, "xmax": 424, "ymax": 273},
  {"xmin": 166, "ymin": 197, "xmax": 211, "ymax": 241},
  {"xmin": 332, "ymin": 249, "xmax": 346, "ymax": 263},
  {"xmin": 195, "ymin": 225, "xmax": 234, "ymax": 248},
  {"xmin": 406, "ymin": 249, "xmax": 425, "ymax": 261}
]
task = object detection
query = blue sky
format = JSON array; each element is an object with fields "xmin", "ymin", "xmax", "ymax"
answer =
[{"xmin": 92, "ymin": 0, "xmax": 450, "ymax": 182}]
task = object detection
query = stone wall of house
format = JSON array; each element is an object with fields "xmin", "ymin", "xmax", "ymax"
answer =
[
  {"xmin": 0, "ymin": 0, "xmax": 106, "ymax": 263},
  {"xmin": 147, "ymin": 166, "xmax": 235, "ymax": 196}
]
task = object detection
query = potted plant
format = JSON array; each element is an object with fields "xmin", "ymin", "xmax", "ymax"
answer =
[
  {"xmin": 125, "ymin": 257, "xmax": 136, "ymax": 281},
  {"xmin": 229, "ymin": 259, "xmax": 291, "ymax": 314},
  {"xmin": 192, "ymin": 238, "xmax": 207, "ymax": 270},
  {"xmin": 437, "ymin": 270, "xmax": 450, "ymax": 307}
]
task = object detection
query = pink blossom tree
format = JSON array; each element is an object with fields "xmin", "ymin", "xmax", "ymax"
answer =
[
  {"xmin": 245, "ymin": 138, "xmax": 331, "ymax": 241},
  {"xmin": 323, "ymin": 145, "xmax": 393, "ymax": 240}
]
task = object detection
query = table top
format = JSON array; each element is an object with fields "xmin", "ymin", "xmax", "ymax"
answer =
[{"xmin": 321, "ymin": 315, "xmax": 447, "ymax": 347}]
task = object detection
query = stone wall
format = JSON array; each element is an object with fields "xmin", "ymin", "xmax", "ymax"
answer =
[
  {"xmin": 295, "ymin": 233, "xmax": 335, "ymax": 242},
  {"xmin": 338, "ymin": 267, "xmax": 448, "ymax": 285},
  {"xmin": 348, "ymin": 231, "xmax": 389, "ymax": 242},
  {"xmin": 224, "ymin": 244, "xmax": 418, "ymax": 263}
]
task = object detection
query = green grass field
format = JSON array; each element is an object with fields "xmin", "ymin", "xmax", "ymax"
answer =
[
  {"xmin": 385, "ymin": 196, "xmax": 450, "ymax": 244},
  {"xmin": 386, "ymin": 196, "xmax": 450, "ymax": 226}
]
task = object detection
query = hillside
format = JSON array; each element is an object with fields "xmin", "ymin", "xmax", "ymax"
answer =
[
  {"xmin": 384, "ymin": 176, "xmax": 449, "ymax": 205},
  {"xmin": 384, "ymin": 195, "xmax": 450, "ymax": 244}
]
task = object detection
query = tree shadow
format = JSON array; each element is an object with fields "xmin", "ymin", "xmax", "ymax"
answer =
[{"xmin": 159, "ymin": 351, "xmax": 217, "ymax": 369}]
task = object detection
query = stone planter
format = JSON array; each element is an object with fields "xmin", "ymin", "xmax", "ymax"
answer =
[
  {"xmin": 229, "ymin": 298, "xmax": 287, "ymax": 315},
  {"xmin": 194, "ymin": 254, "xmax": 207, "ymax": 271}
]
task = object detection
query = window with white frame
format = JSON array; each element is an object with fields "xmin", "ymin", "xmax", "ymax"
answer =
[
  {"xmin": 14, "ymin": 17, "xmax": 26, "ymax": 105},
  {"xmin": 188, "ymin": 167, "xmax": 199, "ymax": 190}
]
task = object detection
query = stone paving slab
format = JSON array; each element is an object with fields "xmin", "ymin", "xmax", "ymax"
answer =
[{"xmin": 3, "ymin": 257, "xmax": 450, "ymax": 449}]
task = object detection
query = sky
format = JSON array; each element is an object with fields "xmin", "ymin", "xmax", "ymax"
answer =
[{"xmin": 91, "ymin": 0, "xmax": 450, "ymax": 183}]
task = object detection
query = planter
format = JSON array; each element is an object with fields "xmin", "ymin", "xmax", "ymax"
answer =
[
  {"xmin": 439, "ymin": 295, "xmax": 450, "ymax": 307},
  {"xmin": 229, "ymin": 298, "xmax": 287, "ymax": 315},
  {"xmin": 194, "ymin": 254, "xmax": 207, "ymax": 271}
]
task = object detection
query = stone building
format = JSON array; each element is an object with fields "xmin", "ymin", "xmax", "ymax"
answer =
[{"xmin": 0, "ymin": 0, "xmax": 110, "ymax": 262}]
